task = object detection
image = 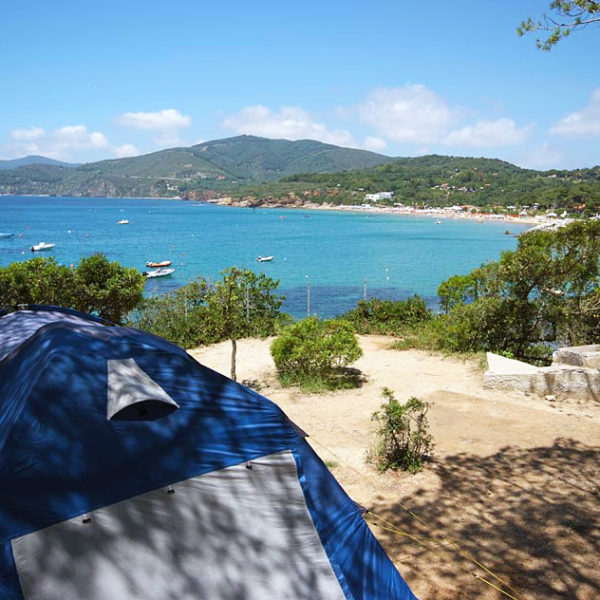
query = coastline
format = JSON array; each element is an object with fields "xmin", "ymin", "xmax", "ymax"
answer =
[
  {"xmin": 2, "ymin": 192, "xmax": 558, "ymax": 229},
  {"xmin": 213, "ymin": 197, "xmax": 543, "ymax": 227}
]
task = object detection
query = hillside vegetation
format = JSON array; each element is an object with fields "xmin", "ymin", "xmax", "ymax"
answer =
[
  {"xmin": 1, "ymin": 136, "xmax": 599, "ymax": 212},
  {"xmin": 0, "ymin": 135, "xmax": 392, "ymax": 197},
  {"xmin": 283, "ymin": 155, "xmax": 600, "ymax": 213}
]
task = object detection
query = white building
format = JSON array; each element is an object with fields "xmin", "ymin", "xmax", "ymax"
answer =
[{"xmin": 365, "ymin": 191, "xmax": 394, "ymax": 202}]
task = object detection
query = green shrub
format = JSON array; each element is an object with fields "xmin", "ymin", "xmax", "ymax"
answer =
[
  {"xmin": 270, "ymin": 317, "xmax": 363, "ymax": 390},
  {"xmin": 392, "ymin": 317, "xmax": 447, "ymax": 352},
  {"xmin": 127, "ymin": 283, "xmax": 218, "ymax": 349},
  {"xmin": 342, "ymin": 295, "xmax": 431, "ymax": 335},
  {"xmin": 370, "ymin": 388, "xmax": 434, "ymax": 473},
  {"xmin": 0, "ymin": 254, "xmax": 144, "ymax": 324},
  {"xmin": 130, "ymin": 269, "xmax": 286, "ymax": 363}
]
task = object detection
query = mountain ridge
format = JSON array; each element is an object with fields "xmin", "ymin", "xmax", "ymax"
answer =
[
  {"xmin": 0, "ymin": 135, "xmax": 394, "ymax": 197},
  {"xmin": 0, "ymin": 136, "xmax": 598, "ymax": 211},
  {"xmin": 0, "ymin": 155, "xmax": 77, "ymax": 170}
]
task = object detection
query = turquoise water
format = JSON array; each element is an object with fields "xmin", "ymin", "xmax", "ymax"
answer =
[{"xmin": 0, "ymin": 196, "xmax": 528, "ymax": 317}]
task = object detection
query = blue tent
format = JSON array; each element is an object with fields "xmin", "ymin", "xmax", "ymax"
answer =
[{"xmin": 0, "ymin": 306, "xmax": 416, "ymax": 599}]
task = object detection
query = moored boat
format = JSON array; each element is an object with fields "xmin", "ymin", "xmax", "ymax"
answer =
[
  {"xmin": 146, "ymin": 260, "xmax": 172, "ymax": 268},
  {"xmin": 143, "ymin": 267, "xmax": 175, "ymax": 279},
  {"xmin": 31, "ymin": 242, "xmax": 55, "ymax": 252},
  {"xmin": 0, "ymin": 233, "xmax": 15, "ymax": 239},
  {"xmin": 257, "ymin": 255, "xmax": 274, "ymax": 262}
]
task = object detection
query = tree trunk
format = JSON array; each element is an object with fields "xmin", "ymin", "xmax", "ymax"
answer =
[{"xmin": 230, "ymin": 338, "xmax": 237, "ymax": 381}]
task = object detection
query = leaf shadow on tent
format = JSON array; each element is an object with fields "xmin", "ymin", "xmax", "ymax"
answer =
[
  {"xmin": 368, "ymin": 439, "xmax": 600, "ymax": 600},
  {"xmin": 17, "ymin": 454, "xmax": 340, "ymax": 600},
  {"xmin": 3, "ymin": 319, "xmax": 342, "ymax": 599}
]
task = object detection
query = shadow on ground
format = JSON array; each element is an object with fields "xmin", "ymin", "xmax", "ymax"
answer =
[{"xmin": 369, "ymin": 439, "xmax": 600, "ymax": 600}]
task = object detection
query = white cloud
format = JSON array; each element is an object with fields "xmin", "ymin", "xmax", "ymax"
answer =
[
  {"xmin": 550, "ymin": 87, "xmax": 600, "ymax": 138},
  {"xmin": 0, "ymin": 124, "xmax": 141, "ymax": 162},
  {"xmin": 154, "ymin": 131, "xmax": 190, "ymax": 148},
  {"xmin": 363, "ymin": 136, "xmax": 387, "ymax": 151},
  {"xmin": 357, "ymin": 84, "xmax": 458, "ymax": 144},
  {"xmin": 11, "ymin": 126, "xmax": 44, "ymax": 141},
  {"xmin": 5, "ymin": 124, "xmax": 110, "ymax": 159},
  {"xmin": 118, "ymin": 108, "xmax": 192, "ymax": 130},
  {"xmin": 442, "ymin": 118, "xmax": 534, "ymax": 147},
  {"xmin": 518, "ymin": 143, "xmax": 564, "ymax": 169},
  {"xmin": 222, "ymin": 105, "xmax": 356, "ymax": 147},
  {"xmin": 412, "ymin": 147, "xmax": 431, "ymax": 157},
  {"xmin": 113, "ymin": 144, "xmax": 140, "ymax": 158}
]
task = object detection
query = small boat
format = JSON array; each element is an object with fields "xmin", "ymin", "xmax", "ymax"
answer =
[
  {"xmin": 117, "ymin": 219, "xmax": 130, "ymax": 225},
  {"xmin": 31, "ymin": 242, "xmax": 55, "ymax": 252},
  {"xmin": 146, "ymin": 260, "xmax": 172, "ymax": 268},
  {"xmin": 143, "ymin": 267, "xmax": 175, "ymax": 279},
  {"xmin": 257, "ymin": 256, "xmax": 274, "ymax": 262},
  {"xmin": 435, "ymin": 220, "xmax": 442, "ymax": 225},
  {"xmin": 0, "ymin": 233, "xmax": 15, "ymax": 239}
]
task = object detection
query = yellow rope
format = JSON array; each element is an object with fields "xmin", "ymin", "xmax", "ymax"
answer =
[
  {"xmin": 308, "ymin": 436, "xmax": 528, "ymax": 600},
  {"xmin": 367, "ymin": 512, "xmax": 526, "ymax": 600},
  {"xmin": 473, "ymin": 574, "xmax": 524, "ymax": 600}
]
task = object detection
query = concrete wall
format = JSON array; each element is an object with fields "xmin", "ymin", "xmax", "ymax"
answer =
[{"xmin": 484, "ymin": 352, "xmax": 600, "ymax": 400}]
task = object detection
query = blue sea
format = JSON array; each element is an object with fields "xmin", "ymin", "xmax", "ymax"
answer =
[{"xmin": 0, "ymin": 196, "xmax": 528, "ymax": 317}]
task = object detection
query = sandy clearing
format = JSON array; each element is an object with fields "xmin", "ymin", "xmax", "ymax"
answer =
[{"xmin": 189, "ymin": 335, "xmax": 600, "ymax": 599}]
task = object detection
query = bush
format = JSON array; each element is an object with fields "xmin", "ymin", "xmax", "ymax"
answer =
[
  {"xmin": 370, "ymin": 388, "xmax": 434, "ymax": 473},
  {"xmin": 342, "ymin": 295, "xmax": 431, "ymax": 335},
  {"xmin": 0, "ymin": 254, "xmax": 144, "ymax": 324},
  {"xmin": 270, "ymin": 317, "xmax": 363, "ymax": 390},
  {"xmin": 391, "ymin": 317, "xmax": 447, "ymax": 353},
  {"xmin": 130, "ymin": 270, "xmax": 287, "ymax": 354},
  {"xmin": 127, "ymin": 281, "xmax": 218, "ymax": 349}
]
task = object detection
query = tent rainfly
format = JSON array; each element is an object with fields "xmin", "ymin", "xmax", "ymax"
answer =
[{"xmin": 0, "ymin": 306, "xmax": 416, "ymax": 599}]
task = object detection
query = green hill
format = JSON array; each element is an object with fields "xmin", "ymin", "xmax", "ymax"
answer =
[
  {"xmin": 188, "ymin": 135, "xmax": 394, "ymax": 180},
  {"xmin": 0, "ymin": 136, "xmax": 393, "ymax": 197},
  {"xmin": 282, "ymin": 154, "xmax": 600, "ymax": 211},
  {"xmin": 1, "ymin": 137, "xmax": 599, "ymax": 211},
  {"xmin": 0, "ymin": 155, "xmax": 76, "ymax": 170}
]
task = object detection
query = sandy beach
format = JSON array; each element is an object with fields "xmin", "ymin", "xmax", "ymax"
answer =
[
  {"xmin": 190, "ymin": 336, "xmax": 600, "ymax": 599},
  {"xmin": 214, "ymin": 196, "xmax": 546, "ymax": 227}
]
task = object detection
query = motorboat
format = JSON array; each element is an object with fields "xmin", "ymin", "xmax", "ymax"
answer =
[
  {"xmin": 143, "ymin": 267, "xmax": 175, "ymax": 279},
  {"xmin": 256, "ymin": 256, "xmax": 274, "ymax": 262},
  {"xmin": 146, "ymin": 260, "xmax": 172, "ymax": 268},
  {"xmin": 0, "ymin": 233, "xmax": 15, "ymax": 239},
  {"xmin": 117, "ymin": 219, "xmax": 130, "ymax": 225},
  {"xmin": 31, "ymin": 242, "xmax": 55, "ymax": 252}
]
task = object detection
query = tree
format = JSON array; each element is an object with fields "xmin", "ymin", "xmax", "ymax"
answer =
[
  {"xmin": 518, "ymin": 1, "xmax": 600, "ymax": 50},
  {"xmin": 0, "ymin": 254, "xmax": 145, "ymax": 324},
  {"xmin": 72, "ymin": 254, "xmax": 145, "ymax": 323},
  {"xmin": 203, "ymin": 267, "xmax": 284, "ymax": 381},
  {"xmin": 0, "ymin": 257, "xmax": 74, "ymax": 307},
  {"xmin": 436, "ymin": 220, "xmax": 600, "ymax": 361}
]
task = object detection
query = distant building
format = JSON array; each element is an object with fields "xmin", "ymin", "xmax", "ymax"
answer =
[{"xmin": 365, "ymin": 191, "xmax": 393, "ymax": 202}]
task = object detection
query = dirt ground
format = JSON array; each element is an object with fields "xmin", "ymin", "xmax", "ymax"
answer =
[{"xmin": 189, "ymin": 336, "xmax": 600, "ymax": 600}]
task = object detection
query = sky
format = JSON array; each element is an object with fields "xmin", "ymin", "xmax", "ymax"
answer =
[{"xmin": 1, "ymin": 1, "xmax": 599, "ymax": 169}]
